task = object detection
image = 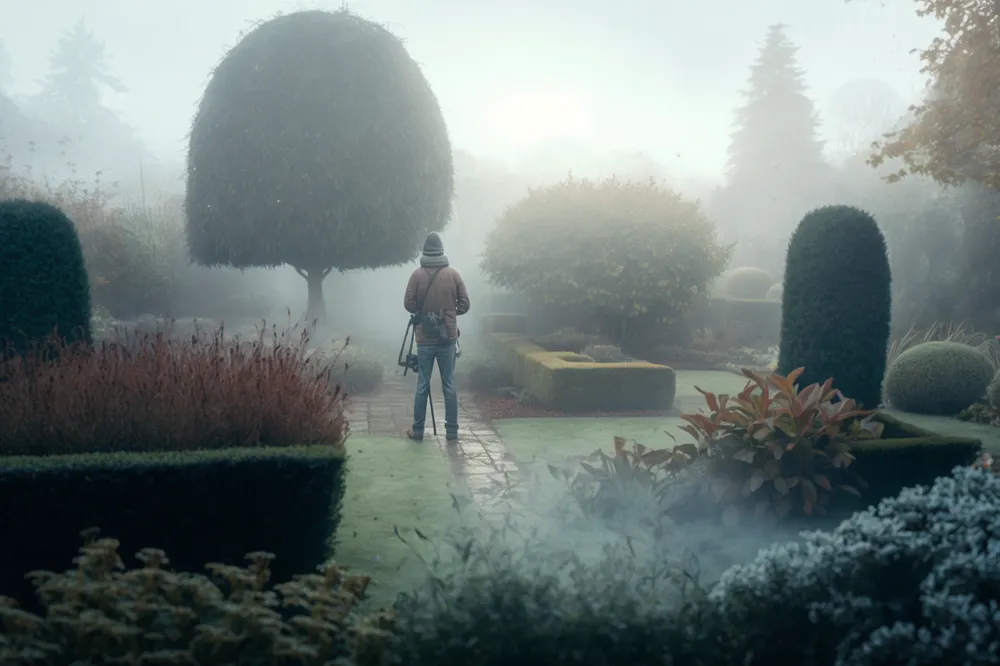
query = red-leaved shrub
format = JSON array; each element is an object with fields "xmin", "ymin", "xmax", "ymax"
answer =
[{"xmin": 0, "ymin": 324, "xmax": 348, "ymax": 456}]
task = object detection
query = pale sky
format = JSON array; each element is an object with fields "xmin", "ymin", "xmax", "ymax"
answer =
[{"xmin": 1, "ymin": 0, "xmax": 941, "ymax": 179}]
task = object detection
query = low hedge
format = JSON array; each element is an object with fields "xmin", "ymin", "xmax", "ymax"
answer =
[
  {"xmin": 490, "ymin": 333, "xmax": 676, "ymax": 412},
  {"xmin": 0, "ymin": 445, "xmax": 346, "ymax": 609},
  {"xmin": 707, "ymin": 297, "xmax": 781, "ymax": 347},
  {"xmin": 842, "ymin": 412, "xmax": 982, "ymax": 512},
  {"xmin": 684, "ymin": 297, "xmax": 780, "ymax": 348}
]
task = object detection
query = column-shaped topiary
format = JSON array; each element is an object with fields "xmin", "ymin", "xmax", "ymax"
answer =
[
  {"xmin": 777, "ymin": 205, "xmax": 891, "ymax": 407},
  {"xmin": 0, "ymin": 199, "xmax": 92, "ymax": 356}
]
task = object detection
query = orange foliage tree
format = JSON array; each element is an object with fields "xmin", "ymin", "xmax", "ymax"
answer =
[{"xmin": 864, "ymin": 0, "xmax": 1000, "ymax": 189}]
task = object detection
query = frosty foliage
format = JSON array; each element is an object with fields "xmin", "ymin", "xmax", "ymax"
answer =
[{"xmin": 709, "ymin": 465, "xmax": 1000, "ymax": 665}]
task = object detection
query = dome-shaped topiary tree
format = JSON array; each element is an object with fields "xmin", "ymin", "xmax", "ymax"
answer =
[
  {"xmin": 884, "ymin": 341, "xmax": 994, "ymax": 415},
  {"xmin": 0, "ymin": 199, "xmax": 92, "ymax": 356},
  {"xmin": 778, "ymin": 205, "xmax": 891, "ymax": 407},
  {"xmin": 185, "ymin": 9, "xmax": 454, "ymax": 321},
  {"xmin": 721, "ymin": 266, "xmax": 772, "ymax": 299},
  {"xmin": 481, "ymin": 176, "xmax": 732, "ymax": 350}
]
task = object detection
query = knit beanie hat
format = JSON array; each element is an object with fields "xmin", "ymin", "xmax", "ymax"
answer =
[{"xmin": 422, "ymin": 231, "xmax": 444, "ymax": 257}]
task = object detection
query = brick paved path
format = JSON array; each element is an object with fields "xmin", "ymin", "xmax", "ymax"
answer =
[{"xmin": 345, "ymin": 371, "xmax": 523, "ymax": 512}]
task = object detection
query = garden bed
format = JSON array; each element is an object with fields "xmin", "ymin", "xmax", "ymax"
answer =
[{"xmin": 489, "ymin": 333, "xmax": 676, "ymax": 412}]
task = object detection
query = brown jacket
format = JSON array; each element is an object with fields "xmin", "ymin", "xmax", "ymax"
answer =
[{"xmin": 404, "ymin": 265, "xmax": 470, "ymax": 343}]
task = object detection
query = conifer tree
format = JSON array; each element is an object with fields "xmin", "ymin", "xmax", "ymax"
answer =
[{"xmin": 711, "ymin": 24, "xmax": 832, "ymax": 273}]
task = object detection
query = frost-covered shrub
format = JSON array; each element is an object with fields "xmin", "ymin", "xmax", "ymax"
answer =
[{"xmin": 707, "ymin": 465, "xmax": 1000, "ymax": 665}]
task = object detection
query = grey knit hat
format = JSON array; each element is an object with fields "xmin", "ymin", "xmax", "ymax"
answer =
[{"xmin": 422, "ymin": 231, "xmax": 444, "ymax": 257}]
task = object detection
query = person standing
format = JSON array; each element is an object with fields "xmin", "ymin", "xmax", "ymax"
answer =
[{"xmin": 403, "ymin": 232, "xmax": 470, "ymax": 442}]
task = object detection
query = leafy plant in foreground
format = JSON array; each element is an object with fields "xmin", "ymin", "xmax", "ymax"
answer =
[
  {"xmin": 675, "ymin": 367, "xmax": 883, "ymax": 522},
  {"xmin": 0, "ymin": 529, "xmax": 377, "ymax": 666},
  {"xmin": 553, "ymin": 436, "xmax": 691, "ymax": 521}
]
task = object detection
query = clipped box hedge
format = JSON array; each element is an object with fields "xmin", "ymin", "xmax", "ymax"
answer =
[
  {"xmin": 685, "ymin": 296, "xmax": 780, "ymax": 347},
  {"xmin": 491, "ymin": 333, "xmax": 675, "ymax": 412},
  {"xmin": 842, "ymin": 412, "xmax": 982, "ymax": 511},
  {"xmin": 0, "ymin": 445, "xmax": 346, "ymax": 608}
]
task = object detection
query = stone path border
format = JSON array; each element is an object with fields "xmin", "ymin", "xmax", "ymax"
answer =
[{"xmin": 345, "ymin": 372, "xmax": 523, "ymax": 514}]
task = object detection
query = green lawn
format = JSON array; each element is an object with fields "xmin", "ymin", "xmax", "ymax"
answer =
[
  {"xmin": 335, "ymin": 372, "xmax": 1000, "ymax": 606},
  {"xmin": 334, "ymin": 436, "xmax": 476, "ymax": 608}
]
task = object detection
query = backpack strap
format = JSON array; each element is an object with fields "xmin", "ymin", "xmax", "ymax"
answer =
[{"xmin": 417, "ymin": 268, "xmax": 443, "ymax": 315}]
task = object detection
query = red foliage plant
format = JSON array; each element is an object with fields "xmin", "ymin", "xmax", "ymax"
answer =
[
  {"xmin": 675, "ymin": 367, "xmax": 883, "ymax": 522},
  {"xmin": 0, "ymin": 324, "xmax": 348, "ymax": 456}
]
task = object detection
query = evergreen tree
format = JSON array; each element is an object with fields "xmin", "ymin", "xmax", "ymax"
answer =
[
  {"xmin": 35, "ymin": 17, "xmax": 126, "ymax": 126},
  {"xmin": 0, "ymin": 40, "xmax": 12, "ymax": 94},
  {"xmin": 28, "ymin": 18, "xmax": 149, "ymax": 185},
  {"xmin": 711, "ymin": 24, "xmax": 832, "ymax": 274}
]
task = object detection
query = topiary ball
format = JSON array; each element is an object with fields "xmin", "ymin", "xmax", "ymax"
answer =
[
  {"xmin": 721, "ymin": 267, "xmax": 772, "ymax": 299},
  {"xmin": 884, "ymin": 341, "xmax": 994, "ymax": 415},
  {"xmin": 0, "ymin": 199, "xmax": 92, "ymax": 356}
]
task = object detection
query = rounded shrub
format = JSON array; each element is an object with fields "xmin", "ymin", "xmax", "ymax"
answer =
[
  {"xmin": 312, "ymin": 344, "xmax": 385, "ymax": 395},
  {"xmin": 77, "ymin": 207, "xmax": 184, "ymax": 318},
  {"xmin": 186, "ymin": 9, "xmax": 453, "ymax": 321},
  {"xmin": 0, "ymin": 199, "xmax": 91, "ymax": 354},
  {"xmin": 704, "ymin": 466, "xmax": 1000, "ymax": 665},
  {"xmin": 482, "ymin": 177, "xmax": 731, "ymax": 349},
  {"xmin": 778, "ymin": 205, "xmax": 891, "ymax": 408},
  {"xmin": 721, "ymin": 266, "xmax": 772, "ymax": 299},
  {"xmin": 884, "ymin": 341, "xmax": 993, "ymax": 415},
  {"xmin": 764, "ymin": 282, "xmax": 782, "ymax": 300},
  {"xmin": 461, "ymin": 355, "xmax": 513, "ymax": 393}
]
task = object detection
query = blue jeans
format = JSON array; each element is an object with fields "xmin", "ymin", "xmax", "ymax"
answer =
[{"xmin": 412, "ymin": 340, "xmax": 458, "ymax": 438}]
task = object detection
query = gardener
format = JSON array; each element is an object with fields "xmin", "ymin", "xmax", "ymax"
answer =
[{"xmin": 403, "ymin": 231, "xmax": 471, "ymax": 442}]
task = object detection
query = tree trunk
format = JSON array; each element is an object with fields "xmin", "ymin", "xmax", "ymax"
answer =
[{"xmin": 295, "ymin": 266, "xmax": 331, "ymax": 324}]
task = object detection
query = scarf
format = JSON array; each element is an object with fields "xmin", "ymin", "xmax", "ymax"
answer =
[{"xmin": 420, "ymin": 254, "xmax": 449, "ymax": 268}]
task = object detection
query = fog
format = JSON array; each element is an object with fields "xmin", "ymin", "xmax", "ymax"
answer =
[
  {"xmin": 0, "ymin": 0, "xmax": 966, "ymax": 605},
  {"xmin": 0, "ymin": 2, "xmax": 943, "ymax": 330}
]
